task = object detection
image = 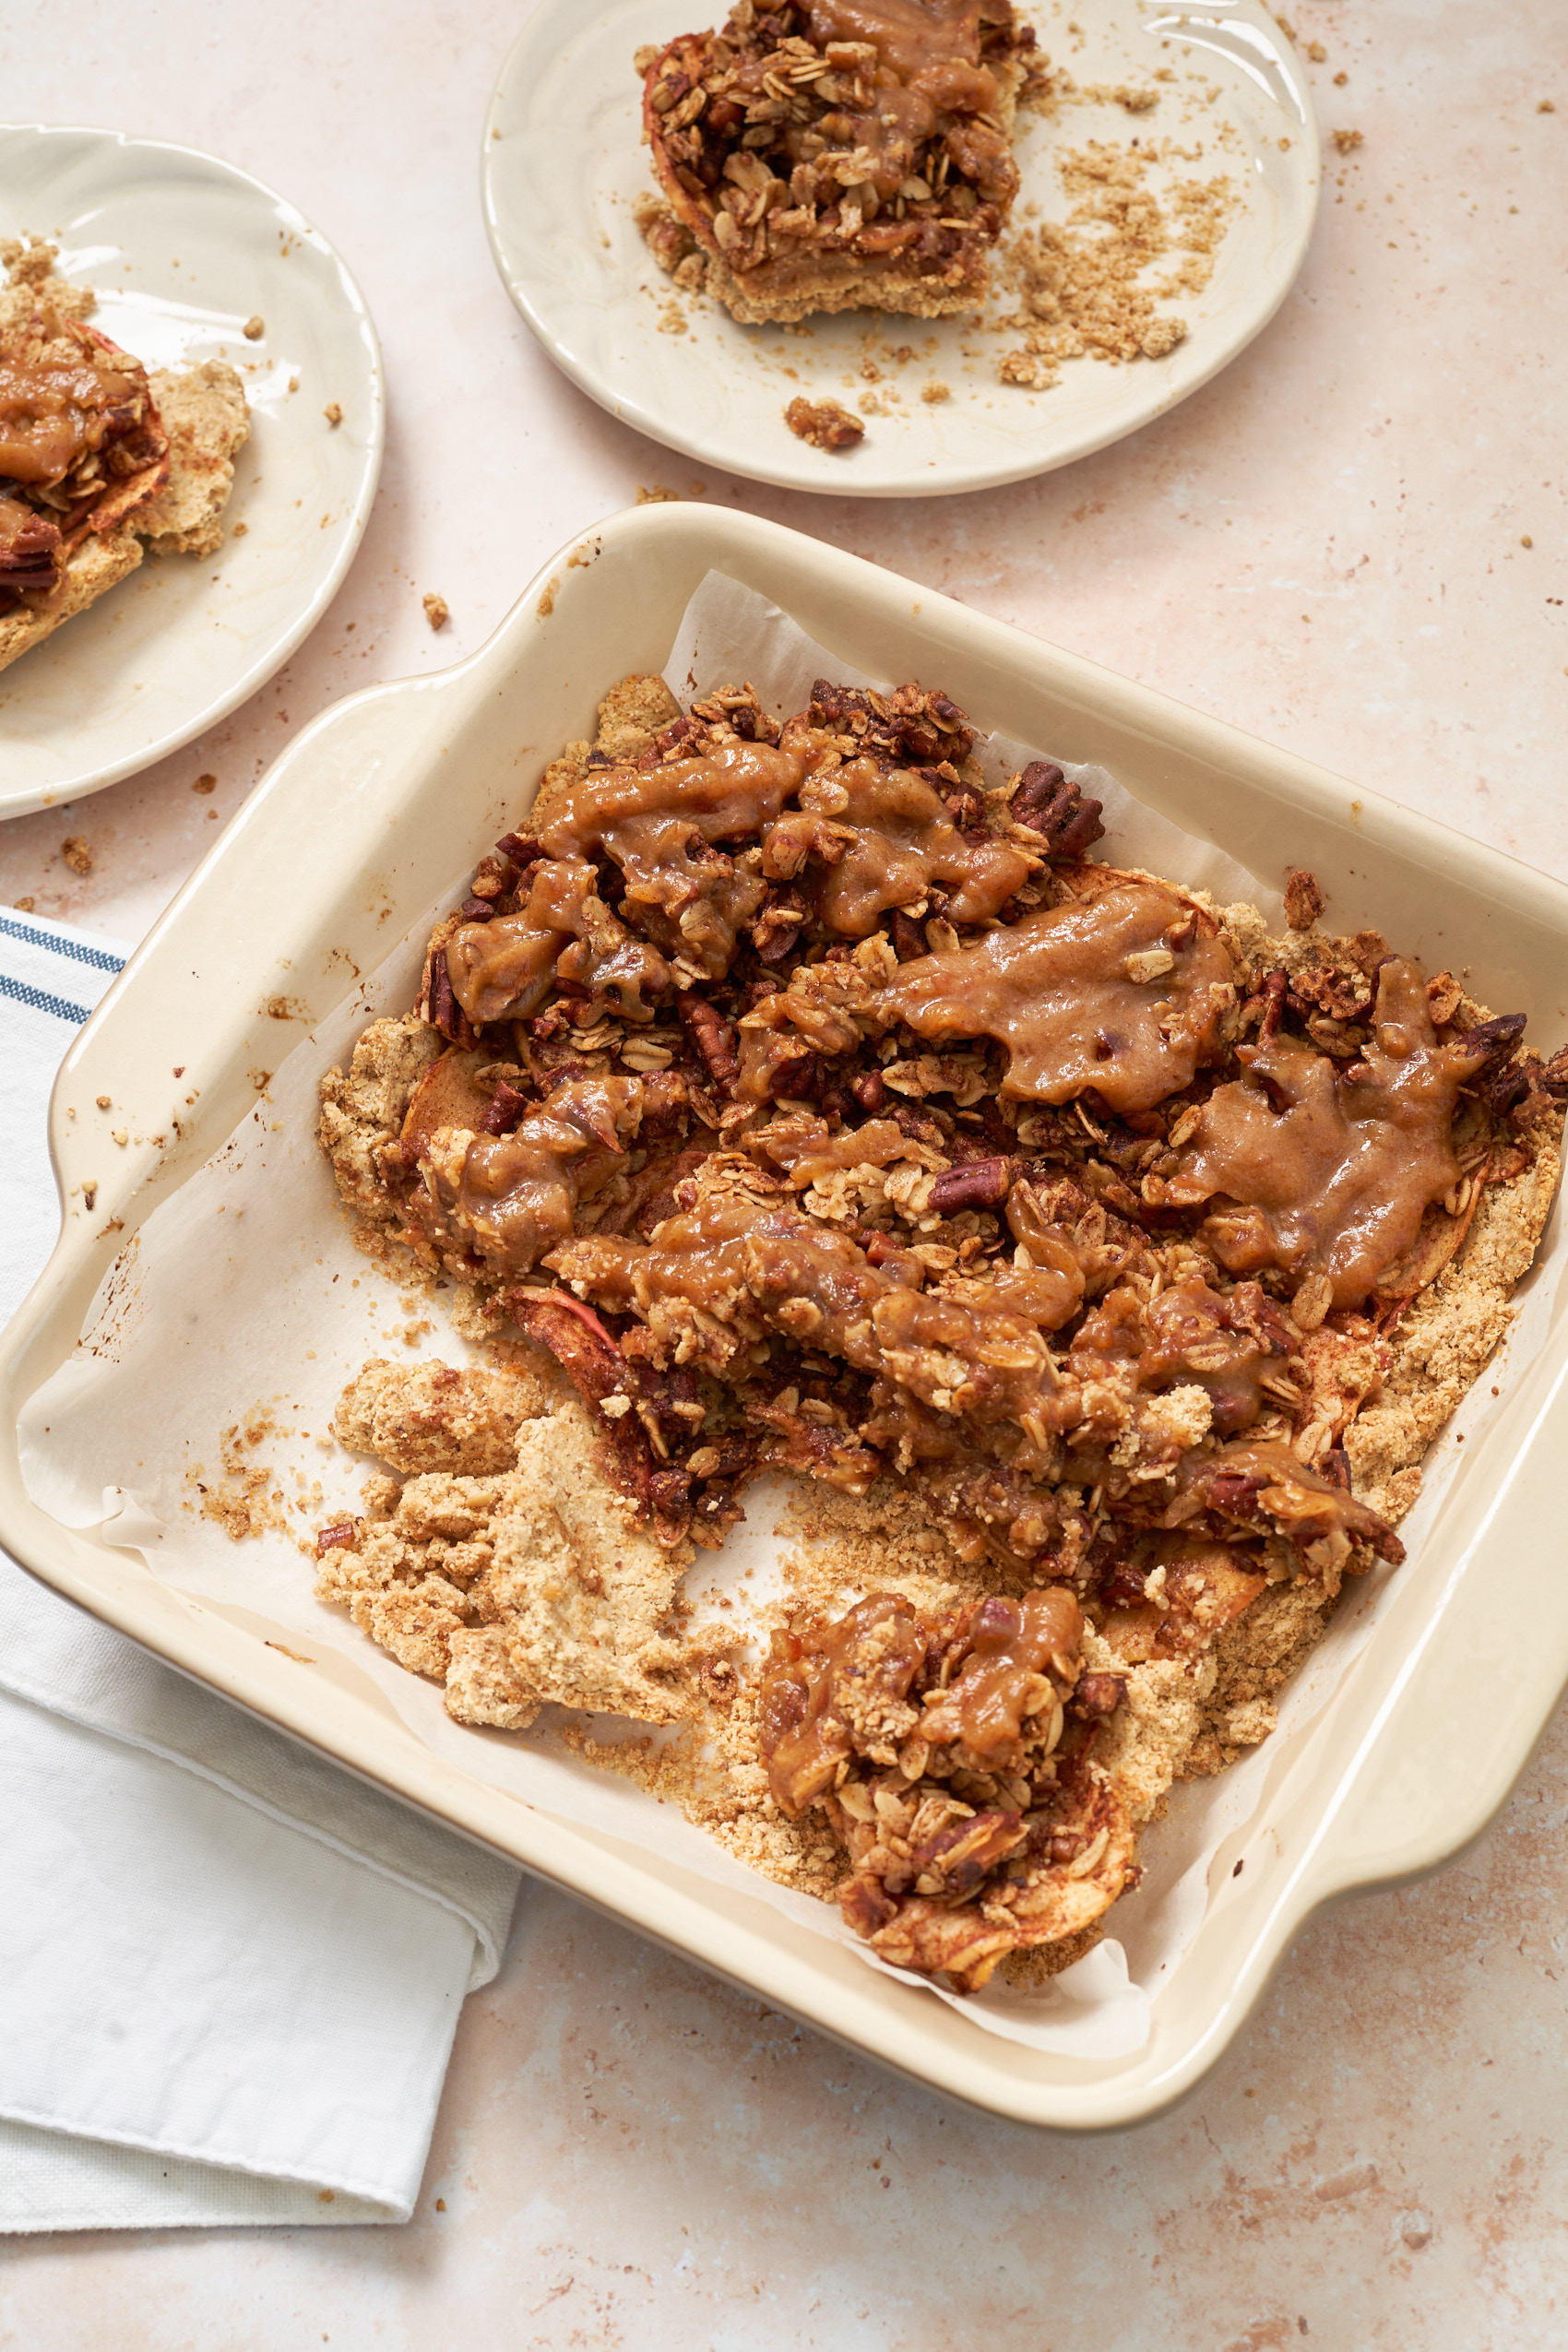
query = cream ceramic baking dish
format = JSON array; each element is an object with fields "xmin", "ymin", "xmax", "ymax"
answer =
[{"xmin": 6, "ymin": 502, "xmax": 1567, "ymax": 2131}]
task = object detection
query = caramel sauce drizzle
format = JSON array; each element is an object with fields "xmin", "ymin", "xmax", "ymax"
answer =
[
  {"xmin": 446, "ymin": 742, "xmax": 804, "ymax": 1023},
  {"xmin": 0, "ymin": 330, "xmax": 142, "ymax": 486},
  {"xmin": 873, "ymin": 882, "xmax": 1235, "ymax": 1111},
  {"xmin": 1168, "ymin": 957, "xmax": 1476, "ymax": 1307},
  {"xmin": 408, "ymin": 1076, "xmax": 644, "ymax": 1275}
]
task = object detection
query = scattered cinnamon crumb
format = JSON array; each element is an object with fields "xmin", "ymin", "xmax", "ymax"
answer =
[
  {"xmin": 784, "ymin": 396, "xmax": 865, "ymax": 451},
  {"xmin": 1284, "ymin": 867, "xmax": 1325, "ymax": 931},
  {"xmin": 231, "ymin": 522, "xmax": 249, "ymax": 537},
  {"xmin": 995, "ymin": 142, "xmax": 1229, "ymax": 386},
  {"xmin": 1140, "ymin": 317, "xmax": 1187, "ymax": 359},
  {"xmin": 1307, "ymin": 40, "xmax": 1326, "ymax": 63},
  {"xmin": 61, "ymin": 835, "xmax": 92, "ymax": 875},
  {"xmin": 324, "ymin": 401, "xmax": 343, "ymax": 426},
  {"xmin": 1521, "ymin": 535, "xmax": 1534, "ymax": 550},
  {"xmin": 13, "ymin": 897, "xmax": 34, "ymax": 912},
  {"xmin": 96, "ymin": 1095, "xmax": 111, "ymax": 1109},
  {"xmin": 636, "ymin": 484, "xmax": 681, "ymax": 503},
  {"xmin": 1539, "ymin": 99, "xmax": 1557, "ymax": 113},
  {"xmin": 921, "ymin": 378, "xmax": 951, "ymax": 404},
  {"xmin": 243, "ymin": 315, "xmax": 265, "ymax": 340},
  {"xmin": 193, "ymin": 773, "xmax": 217, "ymax": 795},
  {"xmin": 537, "ymin": 577, "xmax": 559, "ymax": 618},
  {"xmin": 1331, "ymin": 128, "xmax": 1364, "ymax": 154},
  {"xmin": 1334, "ymin": 70, "xmax": 1348, "ymax": 86},
  {"xmin": 422, "ymin": 591, "xmax": 450, "ymax": 631},
  {"xmin": 287, "ymin": 374, "xmax": 300, "ymax": 393}
]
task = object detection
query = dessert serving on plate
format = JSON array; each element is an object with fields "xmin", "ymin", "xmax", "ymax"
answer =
[
  {"xmin": 313, "ymin": 661, "xmax": 1566, "ymax": 1993},
  {"xmin": 0, "ymin": 237, "xmax": 248, "ymax": 674},
  {"xmin": 636, "ymin": 0, "xmax": 1045, "ymax": 323}
]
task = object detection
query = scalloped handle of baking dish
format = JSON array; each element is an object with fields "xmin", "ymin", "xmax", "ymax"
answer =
[
  {"xmin": 38, "ymin": 657, "xmax": 490, "ymax": 1313},
  {"xmin": 1292, "ymin": 1338, "xmax": 1568, "ymax": 1908}
]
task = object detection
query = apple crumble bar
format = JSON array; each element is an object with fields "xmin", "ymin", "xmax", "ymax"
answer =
[
  {"xmin": 315, "ymin": 668, "xmax": 1565, "ymax": 1991},
  {"xmin": 0, "ymin": 239, "xmax": 248, "ymax": 672},
  {"xmin": 636, "ymin": 0, "xmax": 1043, "ymax": 324}
]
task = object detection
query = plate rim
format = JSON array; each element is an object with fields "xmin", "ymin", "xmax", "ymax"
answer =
[
  {"xmin": 0, "ymin": 118, "xmax": 386, "ymax": 817},
  {"xmin": 480, "ymin": 0, "xmax": 1322, "ymax": 499}
]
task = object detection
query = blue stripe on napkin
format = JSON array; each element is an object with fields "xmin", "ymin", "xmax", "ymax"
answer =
[
  {"xmin": 0, "ymin": 971, "xmax": 96, "ymax": 1026},
  {"xmin": 0, "ymin": 913, "xmax": 125, "ymax": 975}
]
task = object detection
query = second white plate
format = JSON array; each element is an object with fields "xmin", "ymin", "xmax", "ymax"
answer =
[
  {"xmin": 0, "ymin": 123, "xmax": 384, "ymax": 818},
  {"xmin": 483, "ymin": 0, "xmax": 1319, "ymax": 499}
]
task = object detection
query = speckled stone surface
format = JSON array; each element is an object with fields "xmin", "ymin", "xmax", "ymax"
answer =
[{"xmin": 2, "ymin": 0, "xmax": 1566, "ymax": 2339}]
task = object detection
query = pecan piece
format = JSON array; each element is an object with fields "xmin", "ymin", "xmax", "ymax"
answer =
[
  {"xmin": 927, "ymin": 1156, "xmax": 1013, "ymax": 1215},
  {"xmin": 1010, "ymin": 762, "xmax": 1106, "ymax": 859},
  {"xmin": 675, "ymin": 989, "xmax": 740, "ymax": 1093},
  {"xmin": 481, "ymin": 1077, "xmax": 532, "ymax": 1135}
]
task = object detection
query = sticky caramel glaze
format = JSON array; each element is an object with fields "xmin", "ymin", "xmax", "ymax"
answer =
[
  {"xmin": 551, "ymin": 1169, "xmax": 1086, "ymax": 1431},
  {"xmin": 758, "ymin": 1594, "xmax": 927, "ymax": 1815},
  {"xmin": 784, "ymin": 755, "xmax": 1031, "ymax": 936},
  {"xmin": 1068, "ymin": 1276, "xmax": 1293, "ymax": 1437},
  {"xmin": 802, "ymin": 5, "xmax": 1015, "ymax": 208},
  {"xmin": 1177, "ymin": 1437, "xmax": 1405, "ymax": 1566},
  {"xmin": 0, "ymin": 334, "xmax": 143, "ymax": 484},
  {"xmin": 809, "ymin": 0, "xmax": 982, "ymax": 83},
  {"xmin": 917, "ymin": 1588, "xmax": 1082, "ymax": 1761},
  {"xmin": 1169, "ymin": 956, "xmax": 1474, "ymax": 1308},
  {"xmin": 445, "ymin": 741, "xmax": 804, "ymax": 1021},
  {"xmin": 873, "ymin": 883, "xmax": 1235, "ymax": 1111},
  {"xmin": 407, "ymin": 1077, "xmax": 643, "ymax": 1274}
]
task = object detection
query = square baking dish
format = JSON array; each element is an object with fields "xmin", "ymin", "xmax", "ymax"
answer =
[{"xmin": 6, "ymin": 501, "xmax": 1567, "ymax": 2131}]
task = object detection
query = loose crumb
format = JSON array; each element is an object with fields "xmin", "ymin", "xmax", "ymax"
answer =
[
  {"xmin": 61, "ymin": 835, "xmax": 92, "ymax": 875},
  {"xmin": 994, "ymin": 142, "xmax": 1229, "ymax": 386},
  {"xmin": 243, "ymin": 315, "xmax": 265, "ymax": 340},
  {"xmin": 422, "ymin": 591, "xmax": 450, "ymax": 631},
  {"xmin": 1331, "ymin": 128, "xmax": 1364, "ymax": 154},
  {"xmin": 636, "ymin": 484, "xmax": 681, "ymax": 503},
  {"xmin": 1521, "ymin": 535, "xmax": 1534, "ymax": 550},
  {"xmin": 13, "ymin": 897, "xmax": 34, "ymax": 912},
  {"xmin": 324, "ymin": 401, "xmax": 343, "ymax": 427},
  {"xmin": 231, "ymin": 521, "xmax": 248, "ymax": 537},
  {"xmin": 784, "ymin": 395, "xmax": 865, "ymax": 450},
  {"xmin": 1284, "ymin": 866, "xmax": 1325, "ymax": 931},
  {"xmin": 193, "ymin": 772, "xmax": 217, "ymax": 795},
  {"xmin": 921, "ymin": 378, "xmax": 951, "ymax": 405},
  {"xmin": 1307, "ymin": 40, "xmax": 1326, "ymax": 62}
]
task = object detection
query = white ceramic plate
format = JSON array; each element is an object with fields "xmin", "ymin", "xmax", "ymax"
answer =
[
  {"xmin": 482, "ymin": 0, "xmax": 1318, "ymax": 498},
  {"xmin": 0, "ymin": 124, "xmax": 384, "ymax": 818}
]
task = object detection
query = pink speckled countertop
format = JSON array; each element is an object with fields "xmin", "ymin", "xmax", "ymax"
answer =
[{"xmin": 3, "ymin": 0, "xmax": 1567, "ymax": 2342}]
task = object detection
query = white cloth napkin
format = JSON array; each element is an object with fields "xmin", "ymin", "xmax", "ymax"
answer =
[{"xmin": 0, "ymin": 909, "xmax": 521, "ymax": 2232}]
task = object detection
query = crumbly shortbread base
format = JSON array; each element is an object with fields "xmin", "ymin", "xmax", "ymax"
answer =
[
  {"xmin": 136, "ymin": 360, "xmax": 251, "ymax": 557},
  {"xmin": 681, "ymin": 242, "xmax": 988, "ymax": 326},
  {"xmin": 319, "ymin": 1391, "xmax": 700, "ymax": 1731},
  {"xmin": 0, "ymin": 528, "xmax": 146, "ymax": 677}
]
